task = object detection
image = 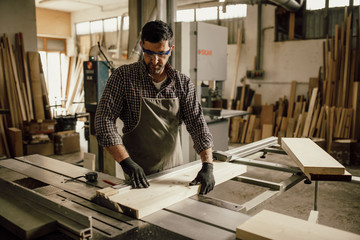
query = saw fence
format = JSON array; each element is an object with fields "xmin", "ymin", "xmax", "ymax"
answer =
[{"xmin": 229, "ymin": 9, "xmax": 360, "ymax": 163}]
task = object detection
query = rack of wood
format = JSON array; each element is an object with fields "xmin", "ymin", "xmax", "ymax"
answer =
[
  {"xmin": 229, "ymin": 9, "xmax": 360, "ymax": 160},
  {"xmin": 0, "ymin": 32, "xmax": 87, "ymax": 158}
]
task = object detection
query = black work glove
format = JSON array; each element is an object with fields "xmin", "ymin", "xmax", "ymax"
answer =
[
  {"xmin": 189, "ymin": 162, "xmax": 215, "ymax": 195},
  {"xmin": 119, "ymin": 157, "xmax": 150, "ymax": 189}
]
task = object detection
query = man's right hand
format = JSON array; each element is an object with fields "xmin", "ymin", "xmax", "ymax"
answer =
[{"xmin": 119, "ymin": 157, "xmax": 150, "ymax": 188}]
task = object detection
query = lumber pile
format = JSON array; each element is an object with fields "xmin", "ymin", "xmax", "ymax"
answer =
[
  {"xmin": 0, "ymin": 32, "xmax": 86, "ymax": 158},
  {"xmin": 229, "ymin": 10, "xmax": 360, "ymax": 162},
  {"xmin": 0, "ymin": 33, "xmax": 43, "ymax": 157}
]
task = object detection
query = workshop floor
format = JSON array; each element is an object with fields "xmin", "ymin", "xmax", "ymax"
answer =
[{"xmin": 50, "ymin": 144, "xmax": 360, "ymax": 237}]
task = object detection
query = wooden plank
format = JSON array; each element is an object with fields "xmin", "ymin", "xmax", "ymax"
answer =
[
  {"xmin": 8, "ymin": 127, "xmax": 23, "ymax": 157},
  {"xmin": 236, "ymin": 210, "xmax": 360, "ymax": 240},
  {"xmin": 293, "ymin": 101, "xmax": 302, "ymax": 121},
  {"xmin": 285, "ymin": 118, "xmax": 296, "ymax": 137},
  {"xmin": 315, "ymin": 106, "xmax": 325, "ymax": 138},
  {"xmin": 1, "ymin": 40, "xmax": 19, "ymax": 127},
  {"xmin": 327, "ymin": 106, "xmax": 335, "ymax": 152},
  {"xmin": 296, "ymin": 112, "xmax": 307, "ymax": 137},
  {"xmin": 287, "ymin": 81, "xmax": 297, "ymax": 118},
  {"xmin": 343, "ymin": 109, "xmax": 352, "ymax": 138},
  {"xmin": 97, "ymin": 161, "xmax": 247, "ymax": 219},
  {"xmin": 83, "ymin": 152, "xmax": 96, "ymax": 171},
  {"xmin": 19, "ymin": 32, "xmax": 34, "ymax": 120},
  {"xmin": 288, "ymin": 13, "xmax": 295, "ymax": 40},
  {"xmin": 28, "ymin": 52, "xmax": 45, "ymax": 120},
  {"xmin": 308, "ymin": 102, "xmax": 320, "ymax": 137},
  {"xmin": 5, "ymin": 35, "xmax": 27, "ymax": 121},
  {"xmin": 308, "ymin": 170, "xmax": 351, "ymax": 182},
  {"xmin": 245, "ymin": 115, "xmax": 256, "ymax": 143},
  {"xmin": 240, "ymin": 116, "xmax": 249, "ymax": 144},
  {"xmin": 254, "ymin": 93, "xmax": 261, "ymax": 106},
  {"xmin": 261, "ymin": 124, "xmax": 273, "ymax": 139},
  {"xmin": 65, "ymin": 56, "xmax": 74, "ymax": 104},
  {"xmin": 281, "ymin": 138, "xmax": 345, "ymax": 175},
  {"xmin": 274, "ymin": 116, "xmax": 282, "ymax": 137},
  {"xmin": 230, "ymin": 117, "xmax": 242, "ymax": 143},
  {"xmin": 239, "ymin": 77, "xmax": 246, "ymax": 110},
  {"xmin": 0, "ymin": 115, "xmax": 10, "ymax": 157},
  {"xmin": 253, "ymin": 129, "xmax": 262, "ymax": 142},
  {"xmin": 260, "ymin": 104, "xmax": 274, "ymax": 126},
  {"xmin": 342, "ymin": 14, "xmax": 352, "ymax": 107},
  {"xmin": 302, "ymin": 88, "xmax": 318, "ymax": 137},
  {"xmin": 351, "ymin": 82, "xmax": 360, "ymax": 139}
]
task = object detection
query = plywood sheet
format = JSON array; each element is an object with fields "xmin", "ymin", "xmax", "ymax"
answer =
[
  {"xmin": 236, "ymin": 210, "xmax": 360, "ymax": 240},
  {"xmin": 281, "ymin": 138, "xmax": 345, "ymax": 175},
  {"xmin": 97, "ymin": 161, "xmax": 247, "ymax": 219}
]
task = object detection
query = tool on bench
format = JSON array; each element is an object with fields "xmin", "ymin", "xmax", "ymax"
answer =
[{"xmin": 65, "ymin": 171, "xmax": 98, "ymax": 183}]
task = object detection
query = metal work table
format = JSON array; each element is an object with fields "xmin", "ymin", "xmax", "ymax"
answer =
[{"xmin": 0, "ymin": 137, "xmax": 354, "ymax": 239}]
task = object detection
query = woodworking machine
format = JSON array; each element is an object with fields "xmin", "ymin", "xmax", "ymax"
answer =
[{"xmin": 0, "ymin": 137, "xmax": 357, "ymax": 240}]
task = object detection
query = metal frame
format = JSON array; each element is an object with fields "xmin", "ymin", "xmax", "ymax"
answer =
[{"xmin": 0, "ymin": 178, "xmax": 92, "ymax": 239}]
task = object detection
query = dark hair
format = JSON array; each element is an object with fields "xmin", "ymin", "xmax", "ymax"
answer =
[{"xmin": 141, "ymin": 20, "xmax": 174, "ymax": 46}]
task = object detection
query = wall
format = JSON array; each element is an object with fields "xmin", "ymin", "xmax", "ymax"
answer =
[
  {"xmin": 224, "ymin": 4, "xmax": 324, "ymax": 105},
  {"xmin": 36, "ymin": 8, "xmax": 71, "ymax": 37},
  {"xmin": 0, "ymin": 0, "xmax": 37, "ymax": 52}
]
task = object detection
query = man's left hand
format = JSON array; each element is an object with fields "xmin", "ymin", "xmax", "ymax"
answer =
[{"xmin": 189, "ymin": 162, "xmax": 215, "ymax": 195}]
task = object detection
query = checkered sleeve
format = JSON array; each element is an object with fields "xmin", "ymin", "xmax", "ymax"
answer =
[
  {"xmin": 95, "ymin": 68, "xmax": 124, "ymax": 147},
  {"xmin": 178, "ymin": 73, "xmax": 213, "ymax": 153}
]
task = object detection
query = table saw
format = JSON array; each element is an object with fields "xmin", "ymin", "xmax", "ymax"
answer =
[{"xmin": 0, "ymin": 137, "xmax": 358, "ymax": 240}]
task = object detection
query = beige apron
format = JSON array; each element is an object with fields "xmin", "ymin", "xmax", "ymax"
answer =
[{"xmin": 122, "ymin": 84, "xmax": 183, "ymax": 175}]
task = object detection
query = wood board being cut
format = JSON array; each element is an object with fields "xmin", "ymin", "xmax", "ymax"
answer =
[
  {"xmin": 236, "ymin": 210, "xmax": 360, "ymax": 240},
  {"xmin": 281, "ymin": 138, "xmax": 345, "ymax": 176},
  {"xmin": 96, "ymin": 161, "xmax": 247, "ymax": 219}
]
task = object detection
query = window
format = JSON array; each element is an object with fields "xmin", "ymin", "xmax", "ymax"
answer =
[
  {"xmin": 306, "ymin": 0, "xmax": 326, "ymax": 10},
  {"xmin": 276, "ymin": 0, "xmax": 359, "ymax": 41},
  {"xmin": 196, "ymin": 7, "xmax": 218, "ymax": 21},
  {"xmin": 75, "ymin": 22, "xmax": 90, "ymax": 35},
  {"xmin": 37, "ymin": 37, "xmax": 68, "ymax": 108},
  {"xmin": 219, "ymin": 4, "xmax": 247, "ymax": 19},
  {"xmin": 90, "ymin": 20, "xmax": 103, "ymax": 34},
  {"xmin": 75, "ymin": 15, "xmax": 129, "ymax": 59},
  {"xmin": 329, "ymin": 0, "xmax": 350, "ymax": 8},
  {"xmin": 177, "ymin": 9, "xmax": 195, "ymax": 22},
  {"xmin": 176, "ymin": 4, "xmax": 247, "ymax": 22},
  {"xmin": 104, "ymin": 18, "xmax": 117, "ymax": 32}
]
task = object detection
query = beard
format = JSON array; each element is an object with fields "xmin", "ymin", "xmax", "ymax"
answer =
[{"xmin": 146, "ymin": 62, "xmax": 165, "ymax": 75}]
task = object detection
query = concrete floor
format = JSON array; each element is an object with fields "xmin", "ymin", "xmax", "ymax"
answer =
[{"xmin": 49, "ymin": 146, "xmax": 360, "ymax": 237}]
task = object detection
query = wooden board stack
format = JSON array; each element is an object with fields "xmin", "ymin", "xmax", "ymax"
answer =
[
  {"xmin": 228, "ymin": 9, "xmax": 360, "ymax": 155},
  {"xmin": 0, "ymin": 32, "xmax": 87, "ymax": 158}
]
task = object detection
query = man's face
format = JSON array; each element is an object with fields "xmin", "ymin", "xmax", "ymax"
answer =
[{"xmin": 141, "ymin": 40, "xmax": 174, "ymax": 76}]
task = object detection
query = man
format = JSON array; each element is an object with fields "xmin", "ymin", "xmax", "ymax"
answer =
[{"xmin": 95, "ymin": 20, "xmax": 214, "ymax": 195}]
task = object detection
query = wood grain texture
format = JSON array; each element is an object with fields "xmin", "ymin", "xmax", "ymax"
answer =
[
  {"xmin": 281, "ymin": 138, "xmax": 345, "ymax": 175},
  {"xmin": 236, "ymin": 210, "xmax": 360, "ymax": 240},
  {"xmin": 302, "ymin": 88, "xmax": 318, "ymax": 137},
  {"xmin": 28, "ymin": 52, "xmax": 45, "ymax": 120},
  {"xmin": 96, "ymin": 161, "xmax": 247, "ymax": 219}
]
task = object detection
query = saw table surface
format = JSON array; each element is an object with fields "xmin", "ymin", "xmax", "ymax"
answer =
[{"xmin": 0, "ymin": 155, "xmax": 249, "ymax": 240}]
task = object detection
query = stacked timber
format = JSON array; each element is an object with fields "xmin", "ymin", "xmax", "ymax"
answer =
[
  {"xmin": 0, "ymin": 32, "xmax": 85, "ymax": 158},
  {"xmin": 229, "ymin": 10, "xmax": 360, "ymax": 160}
]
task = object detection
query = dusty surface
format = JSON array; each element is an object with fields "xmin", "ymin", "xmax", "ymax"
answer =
[{"xmin": 208, "ymin": 151, "xmax": 360, "ymax": 235}]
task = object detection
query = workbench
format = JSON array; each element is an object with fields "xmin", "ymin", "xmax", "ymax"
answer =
[{"xmin": 0, "ymin": 137, "xmax": 358, "ymax": 240}]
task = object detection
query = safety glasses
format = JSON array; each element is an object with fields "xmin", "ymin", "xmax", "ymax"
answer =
[{"xmin": 142, "ymin": 47, "xmax": 171, "ymax": 58}]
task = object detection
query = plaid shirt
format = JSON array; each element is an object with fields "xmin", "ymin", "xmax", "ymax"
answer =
[{"xmin": 95, "ymin": 60, "xmax": 213, "ymax": 154}]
